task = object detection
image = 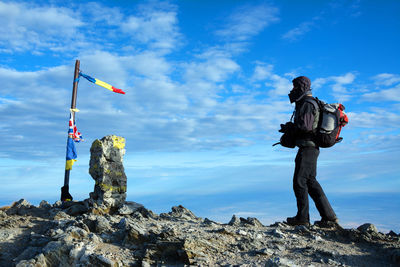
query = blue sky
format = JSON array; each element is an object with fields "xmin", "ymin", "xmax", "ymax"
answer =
[{"xmin": 0, "ymin": 0, "xmax": 399, "ymax": 232}]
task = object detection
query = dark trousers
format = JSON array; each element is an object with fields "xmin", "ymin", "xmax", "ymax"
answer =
[{"xmin": 293, "ymin": 146, "xmax": 336, "ymax": 221}]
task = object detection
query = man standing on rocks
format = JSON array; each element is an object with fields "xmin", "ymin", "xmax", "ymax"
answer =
[{"xmin": 284, "ymin": 76, "xmax": 338, "ymax": 227}]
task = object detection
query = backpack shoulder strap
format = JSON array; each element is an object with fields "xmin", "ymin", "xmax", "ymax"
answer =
[{"xmin": 304, "ymin": 96, "xmax": 320, "ymax": 112}]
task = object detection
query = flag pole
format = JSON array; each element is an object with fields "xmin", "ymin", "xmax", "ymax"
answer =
[{"xmin": 61, "ymin": 59, "xmax": 80, "ymax": 201}]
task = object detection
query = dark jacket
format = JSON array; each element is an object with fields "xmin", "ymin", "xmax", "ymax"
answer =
[{"xmin": 294, "ymin": 95, "xmax": 319, "ymax": 147}]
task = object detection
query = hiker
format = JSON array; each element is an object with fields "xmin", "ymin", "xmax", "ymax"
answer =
[{"xmin": 284, "ymin": 76, "xmax": 338, "ymax": 226}]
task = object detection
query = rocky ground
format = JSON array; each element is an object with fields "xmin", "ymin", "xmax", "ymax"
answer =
[{"xmin": 0, "ymin": 199, "xmax": 399, "ymax": 267}]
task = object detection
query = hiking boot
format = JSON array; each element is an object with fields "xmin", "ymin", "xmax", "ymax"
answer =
[
  {"xmin": 314, "ymin": 217, "xmax": 340, "ymax": 228},
  {"xmin": 286, "ymin": 216, "xmax": 310, "ymax": 227}
]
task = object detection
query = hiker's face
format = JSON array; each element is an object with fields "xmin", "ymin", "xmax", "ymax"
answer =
[{"xmin": 288, "ymin": 86, "xmax": 300, "ymax": 103}]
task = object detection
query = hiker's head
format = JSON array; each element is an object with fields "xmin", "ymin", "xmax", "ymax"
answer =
[{"xmin": 289, "ymin": 76, "xmax": 312, "ymax": 103}]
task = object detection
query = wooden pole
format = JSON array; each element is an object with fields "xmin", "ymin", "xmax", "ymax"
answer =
[{"xmin": 61, "ymin": 59, "xmax": 80, "ymax": 201}]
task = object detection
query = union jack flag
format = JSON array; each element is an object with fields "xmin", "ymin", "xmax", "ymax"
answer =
[{"xmin": 68, "ymin": 111, "xmax": 83, "ymax": 142}]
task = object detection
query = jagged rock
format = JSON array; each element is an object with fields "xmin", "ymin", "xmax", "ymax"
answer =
[
  {"xmin": 41, "ymin": 240, "xmax": 72, "ymax": 265},
  {"xmin": 357, "ymin": 223, "xmax": 378, "ymax": 234},
  {"xmin": 14, "ymin": 247, "xmax": 42, "ymax": 263},
  {"xmin": 132, "ymin": 206, "xmax": 157, "ymax": 220},
  {"xmin": 294, "ymin": 225, "xmax": 310, "ymax": 234},
  {"xmin": 118, "ymin": 201, "xmax": 144, "ymax": 215},
  {"xmin": 240, "ymin": 217, "xmax": 264, "ymax": 227},
  {"xmin": 266, "ymin": 256, "xmax": 296, "ymax": 267},
  {"xmin": 270, "ymin": 222, "xmax": 290, "ymax": 229},
  {"xmin": 89, "ymin": 135, "xmax": 127, "ymax": 211},
  {"xmin": 52, "ymin": 200, "xmax": 62, "ymax": 208},
  {"xmin": 228, "ymin": 215, "xmax": 241, "ymax": 226},
  {"xmin": 51, "ymin": 211, "xmax": 71, "ymax": 220},
  {"xmin": 39, "ymin": 200, "xmax": 52, "ymax": 209},
  {"xmin": 160, "ymin": 205, "xmax": 198, "ymax": 221},
  {"xmin": 64, "ymin": 226, "xmax": 88, "ymax": 241},
  {"xmin": 388, "ymin": 230, "xmax": 398, "ymax": 237},
  {"xmin": 6, "ymin": 199, "xmax": 33, "ymax": 215},
  {"xmin": 125, "ymin": 223, "xmax": 147, "ymax": 243},
  {"xmin": 272, "ymin": 228, "xmax": 286, "ymax": 238},
  {"xmin": 213, "ymin": 227, "xmax": 235, "ymax": 236},
  {"xmin": 1, "ymin": 200, "xmax": 399, "ymax": 266},
  {"xmin": 16, "ymin": 253, "xmax": 46, "ymax": 267},
  {"xmin": 88, "ymin": 254, "xmax": 114, "ymax": 267},
  {"xmin": 62, "ymin": 201, "xmax": 89, "ymax": 216},
  {"xmin": 203, "ymin": 218, "xmax": 218, "ymax": 225},
  {"xmin": 12, "ymin": 199, "xmax": 31, "ymax": 209},
  {"xmin": 117, "ymin": 218, "xmax": 129, "ymax": 229},
  {"xmin": 29, "ymin": 233, "xmax": 52, "ymax": 247},
  {"xmin": 237, "ymin": 229, "xmax": 248, "ymax": 236},
  {"xmin": 95, "ymin": 216, "xmax": 111, "ymax": 233}
]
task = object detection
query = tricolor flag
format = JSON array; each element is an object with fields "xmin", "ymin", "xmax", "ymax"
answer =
[
  {"xmin": 79, "ymin": 72, "xmax": 125, "ymax": 94},
  {"xmin": 65, "ymin": 112, "xmax": 82, "ymax": 170}
]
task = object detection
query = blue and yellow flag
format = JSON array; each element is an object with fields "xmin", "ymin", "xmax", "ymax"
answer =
[{"xmin": 65, "ymin": 137, "xmax": 77, "ymax": 170}]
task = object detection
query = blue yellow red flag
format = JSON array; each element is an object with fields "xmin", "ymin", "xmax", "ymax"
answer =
[{"xmin": 79, "ymin": 72, "xmax": 125, "ymax": 94}]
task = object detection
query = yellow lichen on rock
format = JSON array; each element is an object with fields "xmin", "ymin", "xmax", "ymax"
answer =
[
  {"xmin": 92, "ymin": 139, "xmax": 102, "ymax": 148},
  {"xmin": 96, "ymin": 182, "xmax": 127, "ymax": 193},
  {"xmin": 112, "ymin": 135, "xmax": 125, "ymax": 149}
]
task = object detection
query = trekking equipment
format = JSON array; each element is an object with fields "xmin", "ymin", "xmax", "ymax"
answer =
[
  {"xmin": 273, "ymin": 122, "xmax": 296, "ymax": 148},
  {"xmin": 306, "ymin": 98, "xmax": 349, "ymax": 148}
]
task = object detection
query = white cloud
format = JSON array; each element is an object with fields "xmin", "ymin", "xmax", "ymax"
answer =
[
  {"xmin": 121, "ymin": 3, "xmax": 181, "ymax": 52},
  {"xmin": 0, "ymin": 1, "xmax": 182, "ymax": 54},
  {"xmin": 282, "ymin": 21, "xmax": 315, "ymax": 41},
  {"xmin": 0, "ymin": 2, "xmax": 83, "ymax": 52},
  {"xmin": 372, "ymin": 73, "xmax": 400, "ymax": 86},
  {"xmin": 358, "ymin": 73, "xmax": 400, "ymax": 102},
  {"xmin": 362, "ymin": 84, "xmax": 400, "ymax": 102},
  {"xmin": 347, "ymin": 109, "xmax": 400, "ymax": 129},
  {"xmin": 333, "ymin": 73, "xmax": 356, "ymax": 85},
  {"xmin": 266, "ymin": 75, "xmax": 293, "ymax": 96},
  {"xmin": 282, "ymin": 1, "xmax": 362, "ymax": 42},
  {"xmin": 314, "ymin": 73, "xmax": 355, "ymax": 89},
  {"xmin": 215, "ymin": 3, "xmax": 279, "ymax": 41},
  {"xmin": 251, "ymin": 64, "xmax": 274, "ymax": 81},
  {"xmin": 313, "ymin": 72, "xmax": 356, "ymax": 101},
  {"xmin": 183, "ymin": 50, "xmax": 240, "ymax": 83},
  {"xmin": 80, "ymin": 2, "xmax": 123, "ymax": 26},
  {"xmin": 251, "ymin": 62, "xmax": 292, "ymax": 96}
]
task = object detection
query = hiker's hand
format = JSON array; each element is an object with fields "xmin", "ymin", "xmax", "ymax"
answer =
[{"xmin": 279, "ymin": 122, "xmax": 294, "ymax": 133}]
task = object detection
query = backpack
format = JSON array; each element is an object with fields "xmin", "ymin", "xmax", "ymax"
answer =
[{"xmin": 306, "ymin": 97, "xmax": 349, "ymax": 148}]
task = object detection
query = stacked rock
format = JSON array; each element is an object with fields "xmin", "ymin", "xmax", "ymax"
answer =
[{"xmin": 89, "ymin": 135, "xmax": 127, "ymax": 211}]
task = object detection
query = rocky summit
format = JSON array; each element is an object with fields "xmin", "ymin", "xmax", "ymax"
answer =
[
  {"xmin": 0, "ymin": 200, "xmax": 399, "ymax": 267},
  {"xmin": 1, "ymin": 135, "xmax": 399, "ymax": 266}
]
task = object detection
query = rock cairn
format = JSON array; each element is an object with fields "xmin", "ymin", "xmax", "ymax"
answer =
[{"xmin": 89, "ymin": 135, "xmax": 127, "ymax": 211}]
